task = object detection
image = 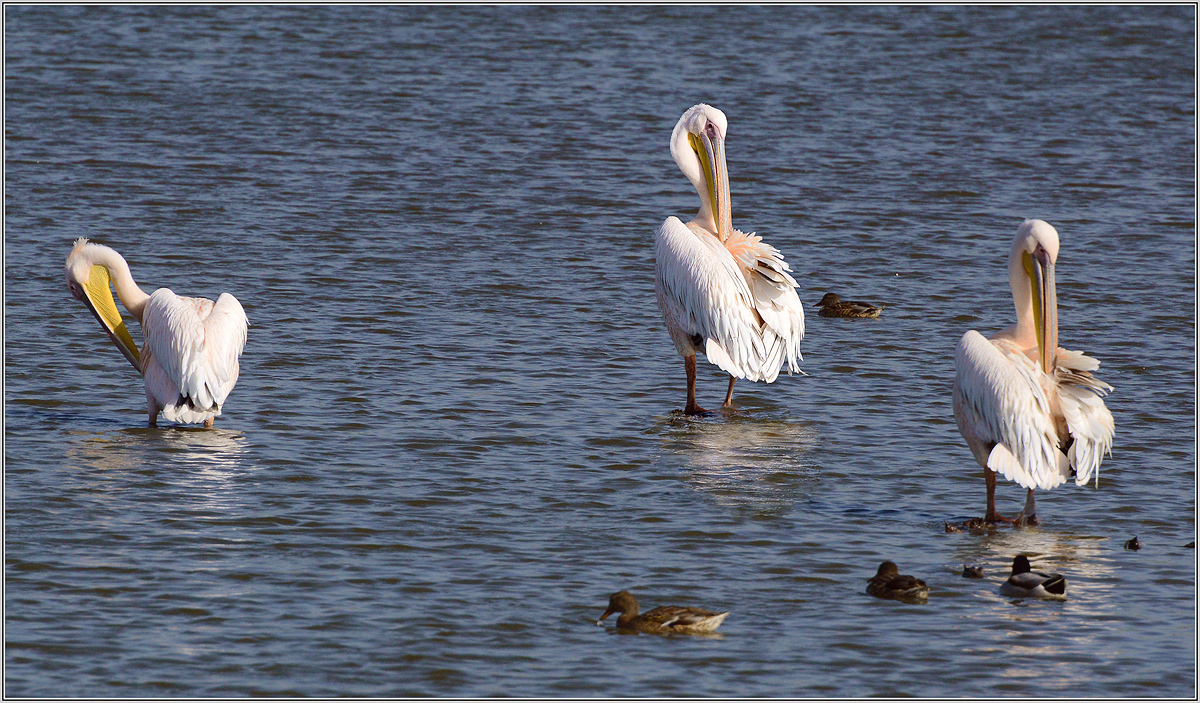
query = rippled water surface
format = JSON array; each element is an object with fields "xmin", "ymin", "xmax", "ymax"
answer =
[{"xmin": 5, "ymin": 5, "xmax": 1195, "ymax": 697}]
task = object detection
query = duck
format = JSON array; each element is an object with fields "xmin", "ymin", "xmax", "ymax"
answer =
[
  {"xmin": 815, "ymin": 293, "xmax": 884, "ymax": 319},
  {"xmin": 962, "ymin": 565, "xmax": 984, "ymax": 578},
  {"xmin": 596, "ymin": 590, "xmax": 728, "ymax": 635},
  {"xmin": 1124, "ymin": 536, "xmax": 1142, "ymax": 551},
  {"xmin": 999, "ymin": 555, "xmax": 1066, "ymax": 599},
  {"xmin": 866, "ymin": 561, "xmax": 929, "ymax": 602}
]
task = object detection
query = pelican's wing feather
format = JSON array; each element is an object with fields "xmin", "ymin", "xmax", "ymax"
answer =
[
  {"xmin": 1055, "ymin": 348, "xmax": 1114, "ymax": 487},
  {"xmin": 725, "ymin": 229, "xmax": 805, "ymax": 380},
  {"xmin": 953, "ymin": 331, "xmax": 1066, "ymax": 490},
  {"xmin": 143, "ymin": 289, "xmax": 248, "ymax": 416},
  {"xmin": 655, "ymin": 217, "xmax": 768, "ymax": 380}
]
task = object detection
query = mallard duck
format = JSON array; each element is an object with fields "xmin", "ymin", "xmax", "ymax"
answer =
[
  {"xmin": 866, "ymin": 561, "xmax": 929, "ymax": 602},
  {"xmin": 999, "ymin": 555, "xmax": 1066, "ymax": 599},
  {"xmin": 815, "ymin": 293, "xmax": 884, "ymax": 319},
  {"xmin": 597, "ymin": 590, "xmax": 728, "ymax": 634},
  {"xmin": 963, "ymin": 565, "xmax": 984, "ymax": 578},
  {"xmin": 1124, "ymin": 536, "xmax": 1142, "ymax": 551}
]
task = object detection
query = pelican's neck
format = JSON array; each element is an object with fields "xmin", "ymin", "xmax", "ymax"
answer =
[
  {"xmin": 92, "ymin": 246, "xmax": 151, "ymax": 322},
  {"xmin": 1007, "ymin": 249, "xmax": 1037, "ymax": 350},
  {"xmin": 689, "ymin": 184, "xmax": 719, "ymax": 236}
]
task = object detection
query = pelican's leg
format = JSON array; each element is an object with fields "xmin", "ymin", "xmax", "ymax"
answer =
[
  {"xmin": 684, "ymin": 355, "xmax": 707, "ymax": 415},
  {"xmin": 204, "ymin": 417, "xmax": 215, "ymax": 429},
  {"xmin": 1015, "ymin": 489, "xmax": 1039, "ymax": 526},
  {"xmin": 721, "ymin": 375, "xmax": 736, "ymax": 408},
  {"xmin": 984, "ymin": 466, "xmax": 1011, "ymax": 523}
]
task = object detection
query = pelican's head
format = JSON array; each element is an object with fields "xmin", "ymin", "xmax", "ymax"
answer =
[
  {"xmin": 670, "ymin": 103, "xmax": 732, "ymax": 240},
  {"xmin": 66, "ymin": 237, "xmax": 142, "ymax": 369},
  {"xmin": 1009, "ymin": 219, "xmax": 1060, "ymax": 373}
]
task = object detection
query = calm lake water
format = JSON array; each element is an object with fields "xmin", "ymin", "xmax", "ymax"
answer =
[{"xmin": 5, "ymin": 5, "xmax": 1195, "ymax": 697}]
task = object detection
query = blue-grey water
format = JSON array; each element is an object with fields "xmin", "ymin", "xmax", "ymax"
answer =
[{"xmin": 4, "ymin": 5, "xmax": 1195, "ymax": 697}]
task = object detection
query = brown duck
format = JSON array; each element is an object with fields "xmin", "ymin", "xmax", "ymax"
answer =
[
  {"xmin": 815, "ymin": 293, "xmax": 884, "ymax": 318},
  {"xmin": 866, "ymin": 561, "xmax": 929, "ymax": 602},
  {"xmin": 597, "ymin": 590, "xmax": 729, "ymax": 634}
]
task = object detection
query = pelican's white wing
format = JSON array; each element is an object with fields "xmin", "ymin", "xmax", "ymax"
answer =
[
  {"xmin": 953, "ymin": 330, "xmax": 1067, "ymax": 490},
  {"xmin": 142, "ymin": 288, "xmax": 248, "ymax": 423},
  {"xmin": 655, "ymin": 216, "xmax": 769, "ymax": 381},
  {"xmin": 1054, "ymin": 348, "xmax": 1115, "ymax": 486}
]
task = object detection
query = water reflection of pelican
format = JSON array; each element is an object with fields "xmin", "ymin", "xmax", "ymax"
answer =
[
  {"xmin": 64, "ymin": 426, "xmax": 251, "ymax": 479},
  {"xmin": 656, "ymin": 413, "xmax": 818, "ymax": 512}
]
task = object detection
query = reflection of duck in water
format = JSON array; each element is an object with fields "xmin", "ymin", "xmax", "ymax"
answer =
[
  {"xmin": 815, "ymin": 293, "xmax": 883, "ymax": 318},
  {"xmin": 999, "ymin": 555, "xmax": 1066, "ymax": 599},
  {"xmin": 866, "ymin": 561, "xmax": 929, "ymax": 602},
  {"xmin": 597, "ymin": 590, "xmax": 728, "ymax": 634}
]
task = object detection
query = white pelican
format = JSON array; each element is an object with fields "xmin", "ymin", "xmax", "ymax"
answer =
[
  {"xmin": 952, "ymin": 220, "xmax": 1114, "ymax": 524},
  {"xmin": 65, "ymin": 238, "xmax": 248, "ymax": 428},
  {"xmin": 654, "ymin": 104, "xmax": 805, "ymax": 414}
]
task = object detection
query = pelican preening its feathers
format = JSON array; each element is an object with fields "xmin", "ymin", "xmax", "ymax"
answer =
[
  {"xmin": 65, "ymin": 238, "xmax": 248, "ymax": 427},
  {"xmin": 952, "ymin": 220, "xmax": 1114, "ymax": 524},
  {"xmin": 654, "ymin": 104, "xmax": 805, "ymax": 415}
]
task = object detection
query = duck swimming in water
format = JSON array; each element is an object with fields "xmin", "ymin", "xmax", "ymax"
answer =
[
  {"xmin": 999, "ymin": 555, "xmax": 1066, "ymax": 599},
  {"xmin": 815, "ymin": 293, "xmax": 884, "ymax": 318},
  {"xmin": 597, "ymin": 590, "xmax": 729, "ymax": 634},
  {"xmin": 866, "ymin": 561, "xmax": 929, "ymax": 602}
]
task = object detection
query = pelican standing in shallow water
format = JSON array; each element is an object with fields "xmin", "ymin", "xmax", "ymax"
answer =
[
  {"xmin": 65, "ymin": 238, "xmax": 248, "ymax": 427},
  {"xmin": 654, "ymin": 104, "xmax": 805, "ymax": 415},
  {"xmin": 952, "ymin": 220, "xmax": 1114, "ymax": 524}
]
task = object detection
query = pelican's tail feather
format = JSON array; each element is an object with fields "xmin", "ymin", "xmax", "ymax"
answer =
[
  {"xmin": 1056, "ymin": 349, "xmax": 1114, "ymax": 487},
  {"xmin": 724, "ymin": 229, "xmax": 804, "ymax": 379}
]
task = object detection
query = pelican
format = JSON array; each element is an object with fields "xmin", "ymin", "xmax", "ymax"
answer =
[
  {"xmin": 654, "ymin": 104, "xmax": 805, "ymax": 415},
  {"xmin": 952, "ymin": 220, "xmax": 1114, "ymax": 524},
  {"xmin": 65, "ymin": 238, "xmax": 248, "ymax": 427}
]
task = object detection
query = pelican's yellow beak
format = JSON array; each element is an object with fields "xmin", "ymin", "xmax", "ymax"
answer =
[
  {"xmin": 80, "ymin": 264, "xmax": 142, "ymax": 371},
  {"xmin": 689, "ymin": 126, "xmax": 731, "ymax": 241},
  {"xmin": 1023, "ymin": 249, "xmax": 1058, "ymax": 374}
]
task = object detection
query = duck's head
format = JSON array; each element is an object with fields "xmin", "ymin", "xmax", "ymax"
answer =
[
  {"xmin": 598, "ymin": 590, "xmax": 639, "ymax": 624},
  {"xmin": 874, "ymin": 561, "xmax": 900, "ymax": 578},
  {"xmin": 1010, "ymin": 555, "xmax": 1032, "ymax": 575},
  {"xmin": 817, "ymin": 293, "xmax": 841, "ymax": 307}
]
